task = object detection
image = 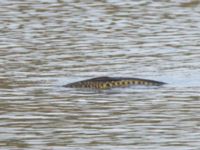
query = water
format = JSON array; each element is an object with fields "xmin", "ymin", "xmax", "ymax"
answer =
[{"xmin": 0, "ymin": 0, "xmax": 200, "ymax": 149}]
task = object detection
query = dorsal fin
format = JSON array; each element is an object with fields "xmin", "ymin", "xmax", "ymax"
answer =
[{"xmin": 86, "ymin": 76, "xmax": 111, "ymax": 82}]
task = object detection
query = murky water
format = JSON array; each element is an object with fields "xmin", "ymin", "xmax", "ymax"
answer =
[{"xmin": 0, "ymin": 0, "xmax": 200, "ymax": 149}]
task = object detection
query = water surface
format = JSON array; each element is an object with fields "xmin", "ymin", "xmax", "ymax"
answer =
[{"xmin": 0, "ymin": 0, "xmax": 200, "ymax": 149}]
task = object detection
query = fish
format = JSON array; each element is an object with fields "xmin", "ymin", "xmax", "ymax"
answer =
[{"xmin": 64, "ymin": 76, "xmax": 166, "ymax": 89}]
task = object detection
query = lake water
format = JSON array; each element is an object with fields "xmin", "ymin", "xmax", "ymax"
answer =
[{"xmin": 0, "ymin": 0, "xmax": 200, "ymax": 149}]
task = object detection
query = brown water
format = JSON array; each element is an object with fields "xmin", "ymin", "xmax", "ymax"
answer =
[{"xmin": 0, "ymin": 0, "xmax": 200, "ymax": 149}]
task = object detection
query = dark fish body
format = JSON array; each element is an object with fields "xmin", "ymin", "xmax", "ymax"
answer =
[{"xmin": 64, "ymin": 76, "xmax": 166, "ymax": 89}]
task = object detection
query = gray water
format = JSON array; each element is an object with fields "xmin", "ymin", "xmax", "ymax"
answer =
[{"xmin": 1, "ymin": 0, "xmax": 200, "ymax": 149}]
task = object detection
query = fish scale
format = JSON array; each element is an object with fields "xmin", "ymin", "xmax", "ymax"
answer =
[{"xmin": 64, "ymin": 76, "xmax": 166, "ymax": 89}]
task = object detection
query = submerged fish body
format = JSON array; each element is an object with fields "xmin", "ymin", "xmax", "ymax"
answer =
[{"xmin": 64, "ymin": 76, "xmax": 166, "ymax": 89}]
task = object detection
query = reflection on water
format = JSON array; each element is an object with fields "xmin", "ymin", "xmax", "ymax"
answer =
[{"xmin": 0, "ymin": 0, "xmax": 200, "ymax": 149}]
